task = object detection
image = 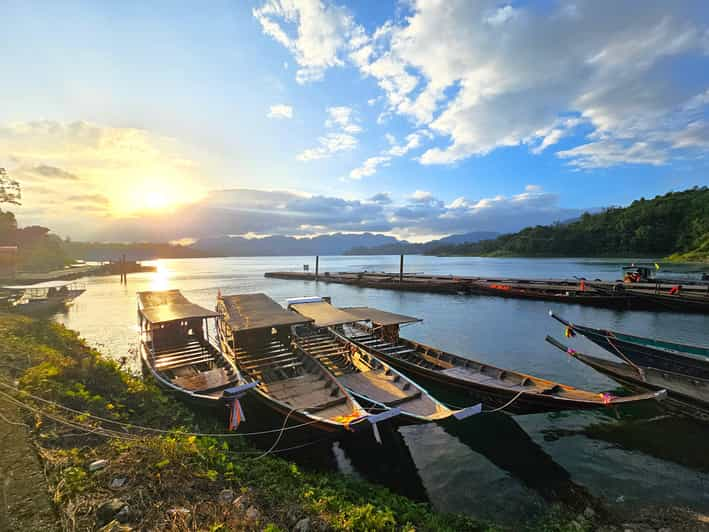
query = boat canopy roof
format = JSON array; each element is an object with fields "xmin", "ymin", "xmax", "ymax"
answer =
[
  {"xmin": 3, "ymin": 280, "xmax": 75, "ymax": 290},
  {"xmin": 289, "ymin": 299, "xmax": 361, "ymax": 328},
  {"xmin": 340, "ymin": 306, "xmax": 421, "ymax": 326},
  {"xmin": 137, "ymin": 289, "xmax": 218, "ymax": 325},
  {"xmin": 219, "ymin": 293, "xmax": 312, "ymax": 332}
]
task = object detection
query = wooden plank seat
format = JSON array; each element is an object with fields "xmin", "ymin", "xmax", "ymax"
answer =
[
  {"xmin": 241, "ymin": 353, "xmax": 299, "ymax": 369},
  {"xmin": 153, "ymin": 350, "xmax": 210, "ymax": 367},
  {"xmin": 234, "ymin": 343, "xmax": 287, "ymax": 357},
  {"xmin": 154, "ymin": 345, "xmax": 204, "ymax": 357},
  {"xmin": 302, "ymin": 395, "xmax": 348, "ymax": 413},
  {"xmin": 156, "ymin": 354, "xmax": 215, "ymax": 371},
  {"xmin": 153, "ymin": 345, "xmax": 207, "ymax": 361},
  {"xmin": 250, "ymin": 360, "xmax": 304, "ymax": 374},
  {"xmin": 154, "ymin": 340, "xmax": 202, "ymax": 355}
]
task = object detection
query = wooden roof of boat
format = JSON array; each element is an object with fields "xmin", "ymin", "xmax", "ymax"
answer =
[
  {"xmin": 137, "ymin": 289, "xmax": 219, "ymax": 324},
  {"xmin": 289, "ymin": 300, "xmax": 360, "ymax": 328},
  {"xmin": 219, "ymin": 293, "xmax": 312, "ymax": 332},
  {"xmin": 340, "ymin": 306, "xmax": 421, "ymax": 326}
]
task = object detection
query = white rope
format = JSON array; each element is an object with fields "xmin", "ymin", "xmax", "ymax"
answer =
[
  {"xmin": 0, "ymin": 379, "xmax": 322, "ymax": 437},
  {"xmin": 482, "ymin": 389, "xmax": 527, "ymax": 413},
  {"xmin": 253, "ymin": 407, "xmax": 298, "ymax": 460}
]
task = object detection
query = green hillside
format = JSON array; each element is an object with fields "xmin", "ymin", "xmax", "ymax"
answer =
[{"xmin": 429, "ymin": 187, "xmax": 709, "ymax": 261}]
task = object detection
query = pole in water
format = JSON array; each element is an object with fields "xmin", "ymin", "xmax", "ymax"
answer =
[
  {"xmin": 121, "ymin": 254, "xmax": 127, "ymax": 284},
  {"xmin": 399, "ymin": 254, "xmax": 404, "ymax": 282},
  {"xmin": 315, "ymin": 255, "xmax": 319, "ymax": 281}
]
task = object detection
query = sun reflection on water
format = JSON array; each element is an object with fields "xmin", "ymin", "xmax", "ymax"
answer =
[{"xmin": 150, "ymin": 260, "xmax": 170, "ymax": 291}]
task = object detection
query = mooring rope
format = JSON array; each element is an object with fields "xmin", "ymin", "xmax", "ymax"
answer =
[{"xmin": 0, "ymin": 378, "xmax": 323, "ymax": 437}]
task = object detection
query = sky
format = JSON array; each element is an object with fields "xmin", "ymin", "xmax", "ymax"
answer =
[{"xmin": 1, "ymin": 0, "xmax": 708, "ymax": 242}]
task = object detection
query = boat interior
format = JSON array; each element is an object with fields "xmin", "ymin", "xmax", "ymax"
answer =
[
  {"xmin": 145, "ymin": 319, "xmax": 240, "ymax": 398},
  {"xmin": 344, "ymin": 324, "xmax": 608, "ymax": 402},
  {"xmin": 294, "ymin": 325, "xmax": 448, "ymax": 419},
  {"xmin": 228, "ymin": 333, "xmax": 358, "ymax": 419},
  {"xmin": 216, "ymin": 293, "xmax": 360, "ymax": 420}
]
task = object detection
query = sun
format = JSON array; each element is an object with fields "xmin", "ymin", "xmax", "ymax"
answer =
[{"xmin": 144, "ymin": 190, "xmax": 170, "ymax": 211}]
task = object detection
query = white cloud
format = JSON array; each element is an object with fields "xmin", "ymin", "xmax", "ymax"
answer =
[
  {"xmin": 267, "ymin": 104, "xmax": 294, "ymax": 119},
  {"xmin": 297, "ymin": 105, "xmax": 362, "ymax": 161},
  {"xmin": 349, "ymin": 155, "xmax": 391, "ymax": 179},
  {"xmin": 1, "ymin": 120, "xmax": 208, "ymax": 231},
  {"xmin": 256, "ymin": 0, "xmax": 709, "ymax": 169},
  {"xmin": 325, "ymin": 106, "xmax": 362, "ymax": 133},
  {"xmin": 556, "ymin": 139, "xmax": 667, "ymax": 168},
  {"xmin": 387, "ymin": 132, "xmax": 422, "ymax": 156},
  {"xmin": 410, "ymin": 190, "xmax": 433, "ymax": 202},
  {"xmin": 253, "ymin": 0, "xmax": 366, "ymax": 83}
]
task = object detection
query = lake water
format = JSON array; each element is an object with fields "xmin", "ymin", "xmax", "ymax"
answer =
[{"xmin": 54, "ymin": 256, "xmax": 709, "ymax": 521}]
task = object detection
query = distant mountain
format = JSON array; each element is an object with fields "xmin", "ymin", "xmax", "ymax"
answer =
[
  {"xmin": 345, "ymin": 231, "xmax": 499, "ymax": 255},
  {"xmin": 190, "ymin": 232, "xmax": 401, "ymax": 256}
]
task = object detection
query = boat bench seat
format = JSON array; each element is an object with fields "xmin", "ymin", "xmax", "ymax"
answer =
[
  {"xmin": 243, "ymin": 355, "xmax": 299, "ymax": 370},
  {"xmin": 157, "ymin": 354, "xmax": 214, "ymax": 371},
  {"xmin": 303, "ymin": 395, "xmax": 348, "ymax": 413},
  {"xmin": 154, "ymin": 347, "xmax": 208, "ymax": 364}
]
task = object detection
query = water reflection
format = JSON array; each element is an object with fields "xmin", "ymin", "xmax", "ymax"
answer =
[{"xmin": 441, "ymin": 413, "xmax": 596, "ymax": 510}]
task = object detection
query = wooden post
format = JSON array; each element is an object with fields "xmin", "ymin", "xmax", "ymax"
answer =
[
  {"xmin": 315, "ymin": 255, "xmax": 319, "ymax": 280},
  {"xmin": 399, "ymin": 254, "xmax": 404, "ymax": 282},
  {"xmin": 121, "ymin": 254, "xmax": 127, "ymax": 284}
]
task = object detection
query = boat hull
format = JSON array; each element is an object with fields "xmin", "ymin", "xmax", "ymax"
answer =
[{"xmin": 556, "ymin": 349, "xmax": 709, "ymax": 421}]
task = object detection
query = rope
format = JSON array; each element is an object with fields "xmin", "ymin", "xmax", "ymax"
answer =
[
  {"xmin": 0, "ymin": 388, "xmax": 332, "ymax": 456},
  {"xmin": 606, "ymin": 337, "xmax": 646, "ymax": 381},
  {"xmin": 0, "ymin": 379, "xmax": 322, "ymax": 437},
  {"xmin": 253, "ymin": 407, "xmax": 298, "ymax": 460},
  {"xmin": 482, "ymin": 389, "xmax": 526, "ymax": 413}
]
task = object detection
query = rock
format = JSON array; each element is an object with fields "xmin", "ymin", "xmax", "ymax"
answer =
[
  {"xmin": 583, "ymin": 507, "xmax": 596, "ymax": 519},
  {"xmin": 294, "ymin": 517, "xmax": 310, "ymax": 532},
  {"xmin": 658, "ymin": 528, "xmax": 671, "ymax": 532},
  {"xmin": 233, "ymin": 494, "xmax": 249, "ymax": 510},
  {"xmin": 89, "ymin": 459, "xmax": 108, "ymax": 472},
  {"xmin": 245, "ymin": 506, "xmax": 261, "ymax": 522},
  {"xmin": 97, "ymin": 499, "xmax": 127, "ymax": 527},
  {"xmin": 218, "ymin": 489, "xmax": 235, "ymax": 504},
  {"xmin": 109, "ymin": 477, "xmax": 127, "ymax": 489}
]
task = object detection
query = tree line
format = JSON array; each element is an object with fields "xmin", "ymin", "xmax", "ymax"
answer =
[{"xmin": 427, "ymin": 187, "xmax": 709, "ymax": 259}]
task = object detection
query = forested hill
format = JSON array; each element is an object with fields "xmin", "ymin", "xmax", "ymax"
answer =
[{"xmin": 427, "ymin": 187, "xmax": 709, "ymax": 260}]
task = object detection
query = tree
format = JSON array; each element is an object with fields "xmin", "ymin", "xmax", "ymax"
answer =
[{"xmin": 0, "ymin": 168, "xmax": 21, "ymax": 205}]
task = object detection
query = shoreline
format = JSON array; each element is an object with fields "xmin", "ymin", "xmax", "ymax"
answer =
[{"xmin": 2, "ymin": 313, "xmax": 708, "ymax": 530}]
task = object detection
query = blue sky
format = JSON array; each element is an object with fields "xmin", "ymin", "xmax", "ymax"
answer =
[{"xmin": 1, "ymin": 0, "xmax": 708, "ymax": 241}]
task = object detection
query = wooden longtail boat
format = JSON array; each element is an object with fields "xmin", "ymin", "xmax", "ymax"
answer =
[
  {"xmin": 288, "ymin": 299, "xmax": 480, "ymax": 424},
  {"xmin": 339, "ymin": 307, "xmax": 665, "ymax": 414},
  {"xmin": 216, "ymin": 293, "xmax": 397, "ymax": 434},
  {"xmin": 545, "ymin": 336, "xmax": 709, "ymax": 419},
  {"xmin": 137, "ymin": 290, "xmax": 249, "ymax": 407},
  {"xmin": 550, "ymin": 312, "xmax": 709, "ymax": 380}
]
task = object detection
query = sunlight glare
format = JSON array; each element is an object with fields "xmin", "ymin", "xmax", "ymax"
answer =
[{"xmin": 150, "ymin": 260, "xmax": 170, "ymax": 291}]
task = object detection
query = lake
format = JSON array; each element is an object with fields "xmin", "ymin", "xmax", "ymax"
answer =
[{"xmin": 54, "ymin": 255, "xmax": 709, "ymax": 521}]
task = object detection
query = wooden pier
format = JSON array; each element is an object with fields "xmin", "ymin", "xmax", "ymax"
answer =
[{"xmin": 264, "ymin": 270, "xmax": 709, "ymax": 313}]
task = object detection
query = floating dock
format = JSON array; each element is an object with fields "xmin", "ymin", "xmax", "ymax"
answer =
[{"xmin": 264, "ymin": 271, "xmax": 709, "ymax": 313}]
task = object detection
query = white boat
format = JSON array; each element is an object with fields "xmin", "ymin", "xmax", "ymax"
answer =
[{"xmin": 2, "ymin": 280, "xmax": 86, "ymax": 314}]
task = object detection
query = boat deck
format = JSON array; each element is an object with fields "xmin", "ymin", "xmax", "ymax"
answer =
[
  {"xmin": 297, "ymin": 330, "xmax": 447, "ymax": 418},
  {"xmin": 233, "ymin": 338, "xmax": 354, "ymax": 419}
]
